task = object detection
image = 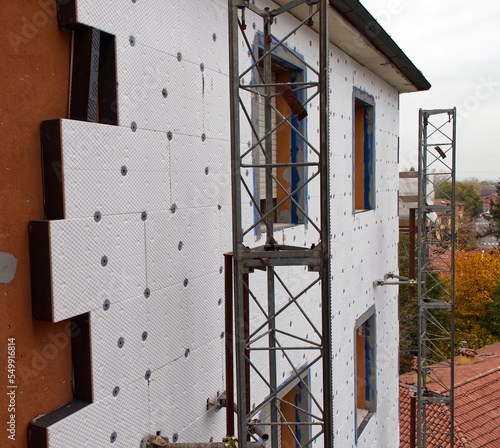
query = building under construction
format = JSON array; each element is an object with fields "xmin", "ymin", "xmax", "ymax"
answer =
[{"xmin": 0, "ymin": 1, "xmax": 450, "ymax": 448}]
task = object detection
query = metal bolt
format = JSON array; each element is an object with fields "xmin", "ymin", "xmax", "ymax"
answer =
[
  {"xmin": 220, "ymin": 332, "xmax": 224, "ymax": 339},
  {"xmin": 129, "ymin": 36, "xmax": 135, "ymax": 46},
  {"xmin": 121, "ymin": 165, "xmax": 128, "ymax": 176},
  {"xmin": 142, "ymin": 331, "xmax": 148, "ymax": 341},
  {"xmin": 172, "ymin": 433, "xmax": 179, "ymax": 443},
  {"xmin": 176, "ymin": 52, "xmax": 182, "ymax": 62},
  {"xmin": 170, "ymin": 203, "xmax": 176, "ymax": 214},
  {"xmin": 218, "ymin": 298, "xmax": 222, "ymax": 306},
  {"xmin": 103, "ymin": 299, "xmax": 110, "ymax": 311},
  {"xmin": 117, "ymin": 337, "xmax": 124, "ymax": 349},
  {"xmin": 141, "ymin": 211, "xmax": 147, "ymax": 221},
  {"xmin": 205, "ymin": 167, "xmax": 209, "ymax": 175},
  {"xmin": 200, "ymin": 62, "xmax": 205, "ymax": 72},
  {"xmin": 145, "ymin": 369, "xmax": 151, "ymax": 381},
  {"xmin": 167, "ymin": 131, "xmax": 173, "ymax": 141},
  {"xmin": 219, "ymin": 266, "xmax": 223, "ymax": 274},
  {"xmin": 218, "ymin": 204, "xmax": 221, "ymax": 210},
  {"xmin": 178, "ymin": 241, "xmax": 183, "ymax": 251},
  {"xmin": 183, "ymin": 278, "xmax": 188, "ymax": 287},
  {"xmin": 212, "ymin": 33, "xmax": 217, "ymax": 41},
  {"xmin": 112, "ymin": 386, "xmax": 120, "ymax": 397},
  {"xmin": 131, "ymin": 121, "xmax": 137, "ymax": 132},
  {"xmin": 201, "ymin": 133, "xmax": 206, "ymax": 142},
  {"xmin": 94, "ymin": 211, "xmax": 101, "ymax": 222},
  {"xmin": 184, "ymin": 349, "xmax": 190, "ymax": 358},
  {"xmin": 110, "ymin": 432, "xmax": 117, "ymax": 443},
  {"xmin": 101, "ymin": 256, "xmax": 108, "ymax": 267},
  {"xmin": 144, "ymin": 288, "xmax": 150, "ymax": 298},
  {"xmin": 162, "ymin": 88, "xmax": 168, "ymax": 98}
]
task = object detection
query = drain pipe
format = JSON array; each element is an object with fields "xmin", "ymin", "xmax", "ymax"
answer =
[
  {"xmin": 224, "ymin": 253, "xmax": 235, "ymax": 437},
  {"xmin": 224, "ymin": 255, "xmax": 268, "ymax": 445},
  {"xmin": 409, "ymin": 208, "xmax": 416, "ymax": 300},
  {"xmin": 410, "ymin": 387, "xmax": 417, "ymax": 448}
]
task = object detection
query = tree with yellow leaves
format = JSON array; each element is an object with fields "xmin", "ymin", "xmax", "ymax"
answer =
[
  {"xmin": 455, "ymin": 250, "xmax": 500, "ymax": 320},
  {"xmin": 454, "ymin": 250, "xmax": 500, "ymax": 348}
]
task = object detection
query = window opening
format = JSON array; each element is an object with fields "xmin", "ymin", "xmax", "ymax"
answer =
[
  {"xmin": 353, "ymin": 88, "xmax": 375, "ymax": 212},
  {"xmin": 355, "ymin": 308, "xmax": 376, "ymax": 439},
  {"xmin": 252, "ymin": 35, "xmax": 307, "ymax": 231}
]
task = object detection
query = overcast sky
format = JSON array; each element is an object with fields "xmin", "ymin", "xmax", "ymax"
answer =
[{"xmin": 361, "ymin": 0, "xmax": 500, "ymax": 181}]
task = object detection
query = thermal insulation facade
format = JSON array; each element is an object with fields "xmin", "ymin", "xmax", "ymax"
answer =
[{"xmin": 16, "ymin": 1, "xmax": 428, "ymax": 448}]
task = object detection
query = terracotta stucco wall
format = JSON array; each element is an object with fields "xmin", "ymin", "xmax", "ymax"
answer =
[{"xmin": 1, "ymin": 2, "xmax": 73, "ymax": 447}]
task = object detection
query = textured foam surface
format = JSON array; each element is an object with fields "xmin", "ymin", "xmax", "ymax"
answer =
[{"xmin": 37, "ymin": 1, "xmax": 400, "ymax": 447}]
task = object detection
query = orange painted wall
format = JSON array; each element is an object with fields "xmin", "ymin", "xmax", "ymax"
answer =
[{"xmin": 0, "ymin": 1, "xmax": 73, "ymax": 447}]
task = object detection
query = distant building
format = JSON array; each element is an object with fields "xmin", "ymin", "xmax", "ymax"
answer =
[
  {"xmin": 481, "ymin": 193, "xmax": 498, "ymax": 214},
  {"xmin": 399, "ymin": 172, "xmax": 419, "ymax": 229}
]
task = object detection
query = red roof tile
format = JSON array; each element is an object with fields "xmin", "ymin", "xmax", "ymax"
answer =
[
  {"xmin": 400, "ymin": 342, "xmax": 500, "ymax": 447},
  {"xmin": 454, "ymin": 369, "xmax": 500, "ymax": 448},
  {"xmin": 399, "ymin": 386, "xmax": 467, "ymax": 448}
]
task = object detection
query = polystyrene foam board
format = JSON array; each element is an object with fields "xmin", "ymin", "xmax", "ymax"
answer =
[
  {"xmin": 170, "ymin": 134, "xmax": 230, "ymax": 175},
  {"xmin": 145, "ymin": 209, "xmax": 222, "ymax": 292},
  {"xmin": 60, "ymin": 119, "xmax": 169, "ymax": 219},
  {"xmin": 60, "ymin": 120, "xmax": 167, "ymax": 172},
  {"xmin": 149, "ymin": 337, "xmax": 224, "ymax": 442},
  {"xmin": 46, "ymin": 378, "xmax": 149, "ymax": 448},
  {"xmin": 49, "ymin": 215, "xmax": 146, "ymax": 322},
  {"xmin": 90, "ymin": 295, "xmax": 151, "ymax": 402},
  {"xmin": 171, "ymin": 172, "xmax": 231, "ymax": 209},
  {"xmin": 119, "ymin": 83, "xmax": 204, "ymax": 137},
  {"xmin": 145, "ymin": 274, "xmax": 224, "ymax": 372}
]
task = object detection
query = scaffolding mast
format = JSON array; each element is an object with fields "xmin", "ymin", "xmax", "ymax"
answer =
[
  {"xmin": 417, "ymin": 108, "xmax": 456, "ymax": 448},
  {"xmin": 228, "ymin": 1, "xmax": 332, "ymax": 447}
]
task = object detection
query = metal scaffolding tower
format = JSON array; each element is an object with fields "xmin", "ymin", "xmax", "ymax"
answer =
[
  {"xmin": 228, "ymin": 1, "xmax": 331, "ymax": 447},
  {"xmin": 417, "ymin": 108, "xmax": 456, "ymax": 448}
]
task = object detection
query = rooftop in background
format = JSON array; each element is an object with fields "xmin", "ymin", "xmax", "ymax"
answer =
[
  {"xmin": 400, "ymin": 342, "xmax": 500, "ymax": 447},
  {"xmin": 274, "ymin": 0, "xmax": 431, "ymax": 93}
]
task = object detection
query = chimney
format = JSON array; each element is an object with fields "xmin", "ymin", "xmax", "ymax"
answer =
[
  {"xmin": 411, "ymin": 356, "xmax": 432, "ymax": 386},
  {"xmin": 458, "ymin": 341, "xmax": 476, "ymax": 365}
]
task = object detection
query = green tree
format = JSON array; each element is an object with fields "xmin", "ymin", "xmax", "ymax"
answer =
[
  {"xmin": 398, "ymin": 232, "xmax": 447, "ymax": 372},
  {"xmin": 483, "ymin": 281, "xmax": 500, "ymax": 338},
  {"xmin": 398, "ymin": 232, "xmax": 418, "ymax": 373},
  {"xmin": 489, "ymin": 181, "xmax": 500, "ymax": 240},
  {"xmin": 435, "ymin": 182, "xmax": 483, "ymax": 217}
]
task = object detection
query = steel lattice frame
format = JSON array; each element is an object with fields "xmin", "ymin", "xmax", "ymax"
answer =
[
  {"xmin": 228, "ymin": 1, "xmax": 332, "ymax": 447},
  {"xmin": 417, "ymin": 109, "xmax": 456, "ymax": 448}
]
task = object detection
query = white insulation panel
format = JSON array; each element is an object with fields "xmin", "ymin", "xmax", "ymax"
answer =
[{"xmin": 39, "ymin": 0, "xmax": 401, "ymax": 447}]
